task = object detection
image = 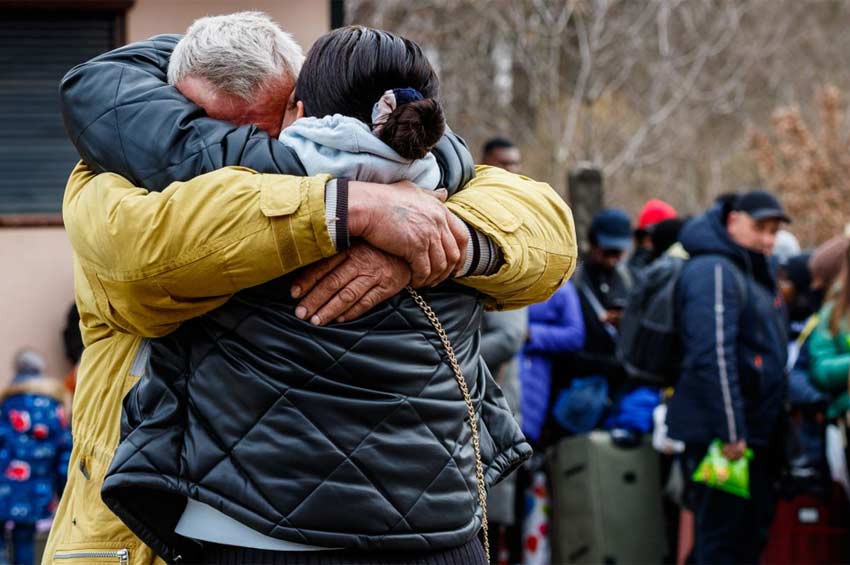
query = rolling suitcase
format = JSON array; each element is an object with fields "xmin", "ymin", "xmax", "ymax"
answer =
[{"xmin": 547, "ymin": 431, "xmax": 667, "ymax": 564}]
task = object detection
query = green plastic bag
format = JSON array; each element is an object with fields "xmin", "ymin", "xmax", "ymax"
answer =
[{"xmin": 691, "ymin": 440, "xmax": 754, "ymax": 499}]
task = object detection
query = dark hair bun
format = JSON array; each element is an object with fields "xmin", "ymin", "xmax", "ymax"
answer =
[{"xmin": 378, "ymin": 98, "xmax": 445, "ymax": 160}]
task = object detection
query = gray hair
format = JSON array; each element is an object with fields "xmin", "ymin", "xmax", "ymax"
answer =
[{"xmin": 168, "ymin": 11, "xmax": 304, "ymax": 99}]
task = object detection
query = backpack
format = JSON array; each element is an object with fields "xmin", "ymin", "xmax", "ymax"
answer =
[{"xmin": 618, "ymin": 254, "xmax": 747, "ymax": 387}]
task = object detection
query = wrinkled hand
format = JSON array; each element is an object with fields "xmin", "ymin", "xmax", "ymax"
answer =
[
  {"xmin": 291, "ymin": 242, "xmax": 412, "ymax": 326},
  {"xmin": 722, "ymin": 440, "xmax": 748, "ymax": 461},
  {"xmin": 348, "ymin": 181, "xmax": 469, "ymax": 287}
]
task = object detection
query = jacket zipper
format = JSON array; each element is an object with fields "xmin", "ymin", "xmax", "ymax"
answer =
[{"xmin": 54, "ymin": 549, "xmax": 129, "ymax": 564}]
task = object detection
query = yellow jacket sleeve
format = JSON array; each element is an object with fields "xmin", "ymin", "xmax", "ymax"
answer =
[
  {"xmin": 447, "ymin": 166, "xmax": 577, "ymax": 310},
  {"xmin": 64, "ymin": 163, "xmax": 336, "ymax": 337}
]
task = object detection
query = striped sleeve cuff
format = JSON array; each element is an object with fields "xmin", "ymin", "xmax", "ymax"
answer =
[
  {"xmin": 457, "ymin": 221, "xmax": 503, "ymax": 277},
  {"xmin": 324, "ymin": 189, "xmax": 498, "ymax": 275},
  {"xmin": 324, "ymin": 178, "xmax": 350, "ymax": 251}
]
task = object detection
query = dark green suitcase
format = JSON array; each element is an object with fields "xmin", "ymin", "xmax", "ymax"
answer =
[{"xmin": 546, "ymin": 431, "xmax": 667, "ymax": 564}]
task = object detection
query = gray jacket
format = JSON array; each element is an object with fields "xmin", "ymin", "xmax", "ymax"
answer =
[
  {"xmin": 480, "ymin": 310, "xmax": 527, "ymax": 419},
  {"xmin": 480, "ymin": 309, "xmax": 527, "ymax": 526}
]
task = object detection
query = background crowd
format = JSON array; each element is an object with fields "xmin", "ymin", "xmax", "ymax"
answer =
[{"xmin": 479, "ymin": 137, "xmax": 850, "ymax": 565}]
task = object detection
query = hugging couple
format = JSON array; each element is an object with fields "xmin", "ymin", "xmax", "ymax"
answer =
[{"xmin": 49, "ymin": 11, "xmax": 576, "ymax": 565}]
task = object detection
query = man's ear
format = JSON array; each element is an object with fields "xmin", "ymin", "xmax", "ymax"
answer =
[
  {"xmin": 726, "ymin": 210, "xmax": 739, "ymax": 227},
  {"xmin": 296, "ymin": 100, "xmax": 305, "ymax": 120}
]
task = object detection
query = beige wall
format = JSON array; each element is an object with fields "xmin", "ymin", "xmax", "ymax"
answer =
[
  {"xmin": 127, "ymin": 0, "xmax": 330, "ymax": 50},
  {"xmin": 0, "ymin": 1, "xmax": 329, "ymax": 389},
  {"xmin": 0, "ymin": 229, "xmax": 75, "ymax": 386}
]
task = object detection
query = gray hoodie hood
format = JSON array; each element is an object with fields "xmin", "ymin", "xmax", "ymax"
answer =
[{"xmin": 279, "ymin": 114, "xmax": 441, "ymax": 189}]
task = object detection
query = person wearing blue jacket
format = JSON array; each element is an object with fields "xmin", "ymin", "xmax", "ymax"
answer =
[
  {"xmin": 668, "ymin": 191, "xmax": 789, "ymax": 564},
  {"xmin": 519, "ymin": 281, "xmax": 586, "ymax": 444},
  {"xmin": 0, "ymin": 350, "xmax": 71, "ymax": 565}
]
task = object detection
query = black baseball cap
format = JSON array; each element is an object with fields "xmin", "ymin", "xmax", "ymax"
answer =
[
  {"xmin": 590, "ymin": 209, "xmax": 633, "ymax": 251},
  {"xmin": 733, "ymin": 190, "xmax": 791, "ymax": 223}
]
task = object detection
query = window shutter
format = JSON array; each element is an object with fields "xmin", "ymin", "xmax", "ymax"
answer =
[{"xmin": 0, "ymin": 13, "xmax": 117, "ymax": 215}]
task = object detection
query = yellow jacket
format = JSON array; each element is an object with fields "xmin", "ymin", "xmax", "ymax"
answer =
[{"xmin": 44, "ymin": 164, "xmax": 575, "ymax": 565}]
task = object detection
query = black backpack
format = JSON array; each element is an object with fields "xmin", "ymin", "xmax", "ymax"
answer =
[{"xmin": 618, "ymin": 254, "xmax": 747, "ymax": 387}]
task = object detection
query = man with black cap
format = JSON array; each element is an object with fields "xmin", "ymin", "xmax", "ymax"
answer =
[
  {"xmin": 667, "ymin": 190, "xmax": 790, "ymax": 564},
  {"xmin": 567, "ymin": 209, "xmax": 634, "ymax": 388}
]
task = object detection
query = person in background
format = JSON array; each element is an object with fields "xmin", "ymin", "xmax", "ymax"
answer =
[
  {"xmin": 780, "ymin": 254, "xmax": 826, "ymax": 404},
  {"xmin": 61, "ymin": 305, "xmax": 83, "ymax": 368},
  {"xmin": 802, "ymin": 235, "xmax": 850, "ymax": 502},
  {"xmin": 772, "ymin": 229, "xmax": 803, "ymax": 364},
  {"xmin": 781, "ymin": 238, "xmax": 850, "ymax": 492},
  {"xmin": 0, "ymin": 350, "xmax": 71, "ymax": 565},
  {"xmin": 650, "ymin": 217, "xmax": 686, "ymax": 262},
  {"xmin": 628, "ymin": 199, "xmax": 677, "ymax": 278},
  {"xmin": 481, "ymin": 137, "xmax": 521, "ymax": 173},
  {"xmin": 61, "ymin": 304, "xmax": 83, "ymax": 395},
  {"xmin": 779, "ymin": 252, "xmax": 833, "ymax": 494},
  {"xmin": 779, "ymin": 254, "xmax": 816, "ymax": 341},
  {"xmin": 808, "ymin": 246, "xmax": 850, "ymax": 420},
  {"xmin": 773, "ymin": 229, "xmax": 802, "ymax": 266},
  {"xmin": 790, "ymin": 236, "xmax": 850, "ymax": 371},
  {"xmin": 809, "ymin": 235, "xmax": 850, "ymax": 300},
  {"xmin": 795, "ymin": 235, "xmax": 850, "ymax": 400},
  {"xmin": 668, "ymin": 190, "xmax": 790, "ymax": 564},
  {"xmin": 570, "ymin": 209, "xmax": 634, "ymax": 387},
  {"xmin": 520, "ymin": 282, "xmax": 586, "ymax": 445},
  {"xmin": 479, "ymin": 309, "xmax": 527, "ymax": 565}
]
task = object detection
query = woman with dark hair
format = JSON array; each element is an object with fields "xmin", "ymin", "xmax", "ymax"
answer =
[
  {"xmin": 287, "ymin": 26, "xmax": 445, "ymax": 160},
  {"xmin": 100, "ymin": 26, "xmax": 529, "ymax": 565},
  {"xmin": 272, "ymin": 27, "xmax": 449, "ymax": 183}
]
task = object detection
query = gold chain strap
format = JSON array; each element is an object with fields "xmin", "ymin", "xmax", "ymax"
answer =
[{"xmin": 406, "ymin": 287, "xmax": 490, "ymax": 563}]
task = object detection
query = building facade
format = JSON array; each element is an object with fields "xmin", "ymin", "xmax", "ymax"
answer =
[{"xmin": 0, "ymin": 0, "xmax": 332, "ymax": 386}]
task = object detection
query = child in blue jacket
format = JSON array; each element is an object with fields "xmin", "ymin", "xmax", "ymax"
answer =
[{"xmin": 0, "ymin": 350, "xmax": 71, "ymax": 565}]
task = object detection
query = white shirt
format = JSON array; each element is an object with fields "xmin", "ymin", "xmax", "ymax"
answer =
[{"xmin": 176, "ymin": 499, "xmax": 337, "ymax": 551}]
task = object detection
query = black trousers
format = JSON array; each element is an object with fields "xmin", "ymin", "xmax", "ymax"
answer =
[
  {"xmin": 683, "ymin": 444, "xmax": 777, "ymax": 564},
  {"xmin": 199, "ymin": 536, "xmax": 487, "ymax": 565}
]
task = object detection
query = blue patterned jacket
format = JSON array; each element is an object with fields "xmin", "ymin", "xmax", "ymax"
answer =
[{"xmin": 0, "ymin": 376, "xmax": 71, "ymax": 523}]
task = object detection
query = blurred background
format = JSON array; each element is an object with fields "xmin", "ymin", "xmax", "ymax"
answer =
[{"xmin": 5, "ymin": 0, "xmax": 850, "ymax": 387}]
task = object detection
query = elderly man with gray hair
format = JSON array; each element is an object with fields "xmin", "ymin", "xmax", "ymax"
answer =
[
  {"xmin": 167, "ymin": 12, "xmax": 304, "ymax": 138},
  {"xmin": 48, "ymin": 12, "xmax": 576, "ymax": 565}
]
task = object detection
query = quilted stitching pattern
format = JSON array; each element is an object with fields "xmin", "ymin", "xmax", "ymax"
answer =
[
  {"xmin": 104, "ymin": 278, "xmax": 530, "ymax": 553},
  {"xmin": 191, "ymin": 297, "xmax": 476, "ymax": 528}
]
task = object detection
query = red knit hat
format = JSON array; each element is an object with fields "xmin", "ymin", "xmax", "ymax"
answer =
[{"xmin": 637, "ymin": 199, "xmax": 678, "ymax": 230}]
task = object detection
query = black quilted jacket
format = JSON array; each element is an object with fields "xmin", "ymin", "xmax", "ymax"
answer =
[{"xmin": 60, "ymin": 36, "xmax": 531, "ymax": 562}]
